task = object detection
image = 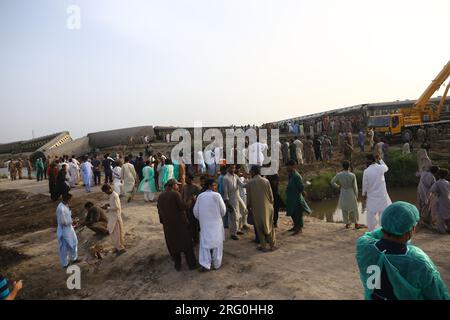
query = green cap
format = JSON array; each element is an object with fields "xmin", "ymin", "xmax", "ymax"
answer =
[{"xmin": 381, "ymin": 201, "xmax": 420, "ymax": 236}]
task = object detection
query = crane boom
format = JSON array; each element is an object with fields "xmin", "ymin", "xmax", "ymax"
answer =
[
  {"xmin": 437, "ymin": 82, "xmax": 450, "ymax": 116},
  {"xmin": 415, "ymin": 60, "xmax": 450, "ymax": 109}
]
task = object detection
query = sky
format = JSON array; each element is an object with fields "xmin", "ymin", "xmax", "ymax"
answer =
[{"xmin": 0, "ymin": 0, "xmax": 449, "ymax": 143}]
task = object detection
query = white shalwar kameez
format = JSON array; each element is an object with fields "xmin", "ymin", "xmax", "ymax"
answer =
[
  {"xmin": 68, "ymin": 161, "xmax": 79, "ymax": 188},
  {"xmin": 196, "ymin": 151, "xmax": 206, "ymax": 173},
  {"xmin": 112, "ymin": 166, "xmax": 124, "ymax": 195},
  {"xmin": 121, "ymin": 162, "xmax": 137, "ymax": 200},
  {"xmin": 248, "ymin": 142, "xmax": 267, "ymax": 167},
  {"xmin": 193, "ymin": 190, "xmax": 227, "ymax": 270},
  {"xmin": 293, "ymin": 139, "xmax": 304, "ymax": 164},
  {"xmin": 56, "ymin": 202, "xmax": 78, "ymax": 267},
  {"xmin": 362, "ymin": 160, "xmax": 392, "ymax": 231},
  {"xmin": 80, "ymin": 161, "xmax": 93, "ymax": 192}
]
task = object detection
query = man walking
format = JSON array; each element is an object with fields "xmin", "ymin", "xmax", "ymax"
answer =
[
  {"xmin": 285, "ymin": 160, "xmax": 312, "ymax": 235},
  {"xmin": 80, "ymin": 156, "xmax": 93, "ymax": 193},
  {"xmin": 121, "ymin": 156, "xmax": 138, "ymax": 203}
]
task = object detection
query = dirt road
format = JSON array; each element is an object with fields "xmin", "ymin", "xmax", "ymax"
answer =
[{"xmin": 0, "ymin": 178, "xmax": 449, "ymax": 300}]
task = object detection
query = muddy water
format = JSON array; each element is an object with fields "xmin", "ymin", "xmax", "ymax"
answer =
[{"xmin": 309, "ymin": 187, "xmax": 417, "ymax": 225}]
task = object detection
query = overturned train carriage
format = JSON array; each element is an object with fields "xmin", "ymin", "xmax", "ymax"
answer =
[{"xmin": 87, "ymin": 126, "xmax": 155, "ymax": 149}]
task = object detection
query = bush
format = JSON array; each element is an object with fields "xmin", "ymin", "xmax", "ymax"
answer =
[
  {"xmin": 277, "ymin": 151, "xmax": 419, "ymax": 202},
  {"xmin": 385, "ymin": 150, "xmax": 418, "ymax": 188},
  {"xmin": 305, "ymin": 172, "xmax": 339, "ymax": 201}
]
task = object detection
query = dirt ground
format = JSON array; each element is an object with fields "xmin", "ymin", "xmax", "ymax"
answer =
[{"xmin": 0, "ymin": 176, "xmax": 449, "ymax": 300}]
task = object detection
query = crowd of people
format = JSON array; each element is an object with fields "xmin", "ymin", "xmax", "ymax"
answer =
[
  {"xmin": 265, "ymin": 113, "xmax": 366, "ymax": 137},
  {"xmin": 2, "ymin": 129, "xmax": 450, "ymax": 300},
  {"xmin": 5, "ymin": 158, "xmax": 34, "ymax": 181},
  {"xmin": 33, "ymin": 145, "xmax": 311, "ymax": 273}
]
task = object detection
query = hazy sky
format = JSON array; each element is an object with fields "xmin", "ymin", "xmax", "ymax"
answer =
[{"xmin": 1, "ymin": 0, "xmax": 449, "ymax": 143}]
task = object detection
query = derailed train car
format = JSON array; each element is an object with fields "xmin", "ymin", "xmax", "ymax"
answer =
[{"xmin": 87, "ymin": 126, "xmax": 156, "ymax": 149}]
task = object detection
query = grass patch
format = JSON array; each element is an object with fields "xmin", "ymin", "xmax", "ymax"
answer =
[{"xmin": 278, "ymin": 150, "xmax": 419, "ymax": 202}]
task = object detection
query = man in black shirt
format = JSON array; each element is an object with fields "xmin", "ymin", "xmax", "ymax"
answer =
[
  {"xmin": 135, "ymin": 152, "xmax": 145, "ymax": 181},
  {"xmin": 102, "ymin": 154, "xmax": 113, "ymax": 184},
  {"xmin": 266, "ymin": 173, "xmax": 284, "ymax": 228},
  {"xmin": 91, "ymin": 155, "xmax": 101, "ymax": 186}
]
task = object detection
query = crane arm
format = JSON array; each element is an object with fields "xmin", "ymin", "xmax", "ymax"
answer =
[
  {"xmin": 437, "ymin": 82, "xmax": 450, "ymax": 116},
  {"xmin": 415, "ymin": 60, "xmax": 450, "ymax": 109}
]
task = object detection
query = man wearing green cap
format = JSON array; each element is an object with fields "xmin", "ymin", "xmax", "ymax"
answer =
[{"xmin": 356, "ymin": 201, "xmax": 449, "ymax": 300}]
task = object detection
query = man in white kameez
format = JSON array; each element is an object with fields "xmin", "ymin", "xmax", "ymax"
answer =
[
  {"xmin": 293, "ymin": 137, "xmax": 304, "ymax": 165},
  {"xmin": 196, "ymin": 150, "xmax": 206, "ymax": 174},
  {"xmin": 214, "ymin": 145, "xmax": 222, "ymax": 174},
  {"xmin": 248, "ymin": 141, "xmax": 267, "ymax": 167},
  {"xmin": 275, "ymin": 140, "xmax": 283, "ymax": 165},
  {"xmin": 101, "ymin": 184, "xmax": 126, "ymax": 256},
  {"xmin": 223, "ymin": 164, "xmax": 248, "ymax": 240},
  {"xmin": 121, "ymin": 156, "xmax": 137, "ymax": 203},
  {"xmin": 416, "ymin": 165, "xmax": 438, "ymax": 224},
  {"xmin": 193, "ymin": 179, "xmax": 226, "ymax": 271},
  {"xmin": 362, "ymin": 154, "xmax": 392, "ymax": 231},
  {"xmin": 112, "ymin": 161, "xmax": 124, "ymax": 196},
  {"xmin": 204, "ymin": 149, "xmax": 216, "ymax": 176},
  {"xmin": 80, "ymin": 156, "xmax": 93, "ymax": 193},
  {"xmin": 68, "ymin": 158, "xmax": 79, "ymax": 188},
  {"xmin": 367, "ymin": 128, "xmax": 374, "ymax": 151},
  {"xmin": 56, "ymin": 193, "xmax": 78, "ymax": 268}
]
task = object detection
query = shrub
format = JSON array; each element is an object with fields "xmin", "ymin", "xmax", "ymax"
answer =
[
  {"xmin": 305, "ymin": 172, "xmax": 339, "ymax": 201},
  {"xmin": 385, "ymin": 150, "xmax": 418, "ymax": 188}
]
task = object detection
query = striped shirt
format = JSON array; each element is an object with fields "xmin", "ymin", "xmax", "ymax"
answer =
[{"xmin": 0, "ymin": 275, "xmax": 10, "ymax": 300}]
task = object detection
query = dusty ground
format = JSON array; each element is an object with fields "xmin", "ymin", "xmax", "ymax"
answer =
[{"xmin": 0, "ymin": 176, "xmax": 449, "ymax": 300}]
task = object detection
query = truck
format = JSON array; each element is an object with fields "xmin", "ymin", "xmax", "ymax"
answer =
[{"xmin": 368, "ymin": 60, "xmax": 450, "ymax": 142}]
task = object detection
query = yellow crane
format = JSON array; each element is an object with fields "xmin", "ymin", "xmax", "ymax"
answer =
[{"xmin": 368, "ymin": 60, "xmax": 450, "ymax": 141}]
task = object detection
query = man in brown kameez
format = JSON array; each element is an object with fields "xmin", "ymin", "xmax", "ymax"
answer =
[
  {"xmin": 157, "ymin": 179, "xmax": 197, "ymax": 271},
  {"xmin": 181, "ymin": 174, "xmax": 202, "ymax": 245},
  {"xmin": 246, "ymin": 165, "xmax": 277, "ymax": 252}
]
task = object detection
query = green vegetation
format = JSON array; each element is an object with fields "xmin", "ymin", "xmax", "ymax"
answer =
[
  {"xmin": 385, "ymin": 150, "xmax": 418, "ymax": 188},
  {"xmin": 305, "ymin": 172, "xmax": 339, "ymax": 201},
  {"xmin": 278, "ymin": 150, "xmax": 419, "ymax": 202}
]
